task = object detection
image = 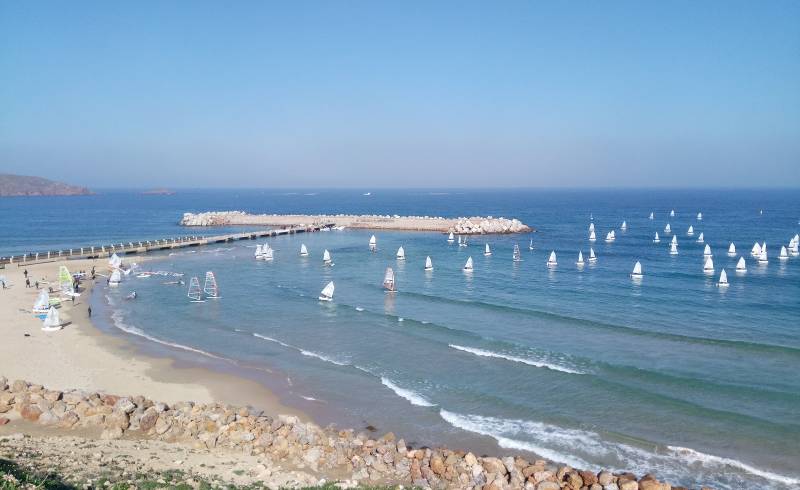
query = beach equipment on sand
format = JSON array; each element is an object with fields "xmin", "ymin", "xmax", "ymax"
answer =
[
  {"xmin": 396, "ymin": 246, "xmax": 405, "ymax": 260},
  {"xmin": 425, "ymin": 256, "xmax": 433, "ymax": 271},
  {"xmin": 463, "ymin": 257, "xmax": 474, "ymax": 271},
  {"xmin": 576, "ymin": 251, "xmax": 585, "ymax": 267},
  {"xmin": 484, "ymin": 243, "xmax": 492, "ymax": 256},
  {"xmin": 547, "ymin": 251, "xmax": 557, "ymax": 267},
  {"xmin": 728, "ymin": 243, "xmax": 736, "ymax": 256},
  {"xmin": 300, "ymin": 244, "xmax": 308, "ymax": 256},
  {"xmin": 448, "ymin": 232, "xmax": 454, "ymax": 243},
  {"xmin": 697, "ymin": 232, "xmax": 704, "ymax": 243},
  {"xmin": 369, "ymin": 235, "xmax": 377, "ymax": 251},
  {"xmin": 653, "ymin": 232, "xmax": 660, "ymax": 243},
  {"xmin": 513, "ymin": 244, "xmax": 522, "ymax": 262},
  {"xmin": 687, "ymin": 225, "xmax": 694, "ymax": 236},
  {"xmin": 736, "ymin": 257, "xmax": 747, "ymax": 272},
  {"xmin": 669, "ymin": 242, "xmax": 678, "ymax": 255},
  {"xmin": 109, "ymin": 269, "xmax": 121, "ymax": 287},
  {"xmin": 383, "ymin": 267, "xmax": 396, "ymax": 292},
  {"xmin": 703, "ymin": 244, "xmax": 712, "ymax": 257},
  {"xmin": 203, "ymin": 271, "xmax": 219, "ymax": 299},
  {"xmin": 631, "ymin": 261, "xmax": 643, "ymax": 278},
  {"xmin": 704, "ymin": 257, "xmax": 714, "ymax": 272},
  {"xmin": 188, "ymin": 277, "xmax": 204, "ymax": 302},
  {"xmin": 33, "ymin": 290, "xmax": 50, "ymax": 314},
  {"xmin": 323, "ymin": 249, "xmax": 333, "ymax": 266},
  {"xmin": 319, "ymin": 281, "xmax": 335, "ymax": 302},
  {"xmin": 41, "ymin": 306, "xmax": 62, "ymax": 332},
  {"xmin": 718, "ymin": 269, "xmax": 729, "ymax": 287},
  {"xmin": 589, "ymin": 248, "xmax": 597, "ymax": 263}
]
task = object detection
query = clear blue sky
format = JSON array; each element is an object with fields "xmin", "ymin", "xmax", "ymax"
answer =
[{"xmin": 1, "ymin": 1, "xmax": 798, "ymax": 188}]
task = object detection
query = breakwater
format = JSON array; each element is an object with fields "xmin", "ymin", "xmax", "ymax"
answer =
[{"xmin": 180, "ymin": 211, "xmax": 532, "ymax": 235}]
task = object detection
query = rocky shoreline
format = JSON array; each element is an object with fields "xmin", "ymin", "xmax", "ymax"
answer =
[
  {"xmin": 0, "ymin": 377, "xmax": 704, "ymax": 490},
  {"xmin": 179, "ymin": 211, "xmax": 531, "ymax": 235}
]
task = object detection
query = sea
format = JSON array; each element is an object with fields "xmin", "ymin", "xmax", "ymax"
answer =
[{"xmin": 2, "ymin": 189, "xmax": 799, "ymax": 489}]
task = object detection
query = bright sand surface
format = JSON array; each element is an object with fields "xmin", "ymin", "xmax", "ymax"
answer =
[{"xmin": 0, "ymin": 257, "xmax": 304, "ymax": 418}]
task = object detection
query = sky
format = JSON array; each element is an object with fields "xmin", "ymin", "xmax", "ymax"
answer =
[{"xmin": 1, "ymin": 1, "xmax": 798, "ymax": 188}]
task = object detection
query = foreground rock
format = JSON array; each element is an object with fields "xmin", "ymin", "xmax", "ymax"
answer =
[
  {"xmin": 0, "ymin": 376, "xmax": 701, "ymax": 489},
  {"xmin": 180, "ymin": 211, "xmax": 532, "ymax": 235}
]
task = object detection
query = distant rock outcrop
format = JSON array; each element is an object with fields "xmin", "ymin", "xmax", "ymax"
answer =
[{"xmin": 0, "ymin": 174, "xmax": 91, "ymax": 197}]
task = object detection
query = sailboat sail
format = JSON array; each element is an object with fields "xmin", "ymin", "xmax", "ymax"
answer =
[
  {"xmin": 188, "ymin": 276, "xmax": 204, "ymax": 302},
  {"xmin": 589, "ymin": 223, "xmax": 595, "ymax": 232},
  {"xmin": 704, "ymin": 244, "xmax": 712, "ymax": 256},
  {"xmin": 33, "ymin": 290, "xmax": 50, "ymax": 313},
  {"xmin": 670, "ymin": 209, "xmax": 675, "ymax": 217},
  {"xmin": 664, "ymin": 223, "xmax": 671, "ymax": 233},
  {"xmin": 736, "ymin": 257, "xmax": 746, "ymax": 271},
  {"xmin": 263, "ymin": 247, "xmax": 274, "ymax": 261},
  {"xmin": 687, "ymin": 225, "xmax": 694, "ymax": 236},
  {"xmin": 589, "ymin": 248, "xmax": 597, "ymax": 262},
  {"xmin": 621, "ymin": 221, "xmax": 627, "ymax": 230},
  {"xmin": 300, "ymin": 244, "xmax": 308, "ymax": 256},
  {"xmin": 669, "ymin": 242, "xmax": 678, "ymax": 255},
  {"xmin": 319, "ymin": 281, "xmax": 335, "ymax": 301},
  {"xmin": 203, "ymin": 271, "xmax": 219, "ymax": 298},
  {"xmin": 697, "ymin": 232, "xmax": 704, "ymax": 243},
  {"xmin": 108, "ymin": 253, "xmax": 122, "ymax": 269},
  {"xmin": 109, "ymin": 269, "xmax": 121, "ymax": 286},
  {"xmin": 704, "ymin": 257, "xmax": 714, "ymax": 271},
  {"xmin": 396, "ymin": 246, "xmax": 405, "ymax": 260},
  {"xmin": 448, "ymin": 232, "xmax": 455, "ymax": 242},
  {"xmin": 484, "ymin": 243, "xmax": 492, "ymax": 256},
  {"xmin": 58, "ymin": 266, "xmax": 72, "ymax": 294},
  {"xmin": 529, "ymin": 239, "xmax": 534, "ymax": 250},
  {"xmin": 631, "ymin": 261, "xmax": 643, "ymax": 277},
  {"xmin": 697, "ymin": 212, "xmax": 703, "ymax": 221},
  {"xmin": 513, "ymin": 244, "xmax": 521, "ymax": 262},
  {"xmin": 463, "ymin": 257, "xmax": 474, "ymax": 271},
  {"xmin": 576, "ymin": 251, "xmax": 584, "ymax": 265},
  {"xmin": 672, "ymin": 235, "xmax": 678, "ymax": 245},
  {"xmin": 369, "ymin": 235, "xmax": 377, "ymax": 251},
  {"xmin": 751, "ymin": 242, "xmax": 761, "ymax": 256},
  {"xmin": 547, "ymin": 251, "xmax": 557, "ymax": 266},
  {"xmin": 42, "ymin": 306, "xmax": 61, "ymax": 331},
  {"xmin": 780, "ymin": 246, "xmax": 789, "ymax": 259},
  {"xmin": 653, "ymin": 232, "xmax": 660, "ymax": 243},
  {"xmin": 255, "ymin": 244, "xmax": 263, "ymax": 258},
  {"xmin": 323, "ymin": 249, "xmax": 332, "ymax": 264},
  {"xmin": 383, "ymin": 267, "xmax": 396, "ymax": 292},
  {"xmin": 728, "ymin": 243, "xmax": 736, "ymax": 255},
  {"xmin": 589, "ymin": 230, "xmax": 596, "ymax": 241},
  {"xmin": 718, "ymin": 269, "xmax": 728, "ymax": 287},
  {"xmin": 758, "ymin": 249, "xmax": 768, "ymax": 263},
  {"xmin": 425, "ymin": 256, "xmax": 433, "ymax": 271},
  {"xmin": 649, "ymin": 212, "xmax": 654, "ymax": 220}
]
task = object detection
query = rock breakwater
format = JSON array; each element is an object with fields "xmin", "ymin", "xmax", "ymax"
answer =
[
  {"xmin": 1, "ymin": 376, "xmax": 702, "ymax": 489},
  {"xmin": 180, "ymin": 212, "xmax": 531, "ymax": 235}
]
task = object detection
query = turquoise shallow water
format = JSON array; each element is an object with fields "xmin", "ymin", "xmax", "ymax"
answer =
[{"xmin": 3, "ymin": 189, "xmax": 799, "ymax": 489}]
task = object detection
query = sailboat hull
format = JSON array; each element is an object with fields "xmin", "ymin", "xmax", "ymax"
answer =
[{"xmin": 318, "ymin": 296, "xmax": 332, "ymax": 302}]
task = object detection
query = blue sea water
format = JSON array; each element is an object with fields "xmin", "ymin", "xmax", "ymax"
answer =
[{"xmin": 2, "ymin": 189, "xmax": 799, "ymax": 489}]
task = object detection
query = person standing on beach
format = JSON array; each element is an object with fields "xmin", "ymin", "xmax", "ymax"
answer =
[
  {"xmin": 25, "ymin": 278, "xmax": 30, "ymax": 288},
  {"xmin": 23, "ymin": 269, "xmax": 28, "ymax": 279},
  {"xmin": 35, "ymin": 281, "xmax": 39, "ymax": 290},
  {"xmin": 88, "ymin": 306, "xmax": 92, "ymax": 317}
]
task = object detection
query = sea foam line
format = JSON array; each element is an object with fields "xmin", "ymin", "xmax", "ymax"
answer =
[
  {"xmin": 380, "ymin": 377, "xmax": 436, "ymax": 407},
  {"xmin": 252, "ymin": 333, "xmax": 348, "ymax": 367},
  {"xmin": 449, "ymin": 344, "xmax": 583, "ymax": 375},
  {"xmin": 667, "ymin": 446, "xmax": 800, "ymax": 486},
  {"xmin": 110, "ymin": 310, "xmax": 225, "ymax": 360}
]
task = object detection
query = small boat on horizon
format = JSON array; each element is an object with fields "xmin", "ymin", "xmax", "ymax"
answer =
[
  {"xmin": 323, "ymin": 249, "xmax": 334, "ymax": 266},
  {"xmin": 697, "ymin": 212, "xmax": 703, "ymax": 221},
  {"xmin": 669, "ymin": 241, "xmax": 679, "ymax": 255},
  {"xmin": 697, "ymin": 232, "xmax": 704, "ymax": 243},
  {"xmin": 670, "ymin": 209, "xmax": 676, "ymax": 217},
  {"xmin": 736, "ymin": 256, "xmax": 747, "ymax": 273},
  {"xmin": 779, "ymin": 246, "xmax": 789, "ymax": 261},
  {"xmin": 664, "ymin": 223, "xmax": 672, "ymax": 234},
  {"xmin": 620, "ymin": 221, "xmax": 627, "ymax": 231},
  {"xmin": 605, "ymin": 230, "xmax": 616, "ymax": 243},
  {"xmin": 649, "ymin": 212, "xmax": 654, "ymax": 220},
  {"xmin": 704, "ymin": 257, "xmax": 715, "ymax": 273},
  {"xmin": 703, "ymin": 244, "xmax": 712, "ymax": 258},
  {"xmin": 589, "ymin": 230, "xmax": 596, "ymax": 242},
  {"xmin": 728, "ymin": 243, "xmax": 736, "ymax": 256},
  {"xmin": 448, "ymin": 232, "xmax": 454, "ymax": 243},
  {"xmin": 528, "ymin": 239, "xmax": 534, "ymax": 251},
  {"xmin": 687, "ymin": 225, "xmax": 694, "ymax": 236}
]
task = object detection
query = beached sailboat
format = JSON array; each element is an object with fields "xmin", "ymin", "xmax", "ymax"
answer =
[
  {"xmin": 188, "ymin": 276, "xmax": 204, "ymax": 302},
  {"xmin": 41, "ymin": 306, "xmax": 62, "ymax": 332},
  {"xmin": 318, "ymin": 281, "xmax": 335, "ymax": 302},
  {"xmin": 670, "ymin": 209, "xmax": 675, "ymax": 217},
  {"xmin": 697, "ymin": 212, "xmax": 703, "ymax": 221},
  {"xmin": 664, "ymin": 223, "xmax": 672, "ymax": 234},
  {"xmin": 589, "ymin": 230, "xmax": 596, "ymax": 242},
  {"xmin": 649, "ymin": 212, "xmax": 654, "ymax": 220},
  {"xmin": 463, "ymin": 257, "xmax": 474, "ymax": 271},
  {"xmin": 300, "ymin": 244, "xmax": 309, "ymax": 257},
  {"xmin": 448, "ymin": 232, "xmax": 455, "ymax": 244},
  {"xmin": 383, "ymin": 267, "xmax": 396, "ymax": 292},
  {"xmin": 630, "ymin": 261, "xmax": 643, "ymax": 279},
  {"xmin": 736, "ymin": 257, "xmax": 747, "ymax": 272},
  {"xmin": 32, "ymin": 290, "xmax": 50, "ymax": 314},
  {"xmin": 588, "ymin": 248, "xmax": 597, "ymax": 263},
  {"xmin": 513, "ymin": 244, "xmax": 522, "ymax": 262},
  {"xmin": 703, "ymin": 244, "xmax": 712, "ymax": 257},
  {"xmin": 528, "ymin": 239, "xmax": 534, "ymax": 251},
  {"xmin": 369, "ymin": 235, "xmax": 377, "ymax": 252},
  {"xmin": 323, "ymin": 249, "xmax": 333, "ymax": 266},
  {"xmin": 687, "ymin": 225, "xmax": 694, "ymax": 236},
  {"xmin": 758, "ymin": 249, "xmax": 768, "ymax": 264},
  {"xmin": 109, "ymin": 269, "xmax": 121, "ymax": 287},
  {"xmin": 396, "ymin": 246, "xmax": 406, "ymax": 260},
  {"xmin": 704, "ymin": 257, "xmax": 714, "ymax": 272},
  {"xmin": 728, "ymin": 243, "xmax": 736, "ymax": 256},
  {"xmin": 547, "ymin": 251, "xmax": 557, "ymax": 267},
  {"xmin": 576, "ymin": 251, "xmax": 585, "ymax": 267},
  {"xmin": 484, "ymin": 243, "xmax": 492, "ymax": 256},
  {"xmin": 718, "ymin": 269, "xmax": 729, "ymax": 287},
  {"xmin": 697, "ymin": 232, "xmax": 704, "ymax": 243},
  {"xmin": 605, "ymin": 230, "xmax": 616, "ymax": 243},
  {"xmin": 751, "ymin": 242, "xmax": 761, "ymax": 257},
  {"xmin": 653, "ymin": 232, "xmax": 660, "ymax": 243},
  {"xmin": 669, "ymin": 242, "xmax": 679, "ymax": 255},
  {"xmin": 203, "ymin": 271, "xmax": 219, "ymax": 299},
  {"xmin": 621, "ymin": 221, "xmax": 627, "ymax": 231},
  {"xmin": 425, "ymin": 256, "xmax": 433, "ymax": 271},
  {"xmin": 779, "ymin": 246, "xmax": 789, "ymax": 260}
]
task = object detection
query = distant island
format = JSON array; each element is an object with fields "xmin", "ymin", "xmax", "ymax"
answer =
[
  {"xmin": 0, "ymin": 173, "xmax": 91, "ymax": 197},
  {"xmin": 141, "ymin": 188, "xmax": 175, "ymax": 195}
]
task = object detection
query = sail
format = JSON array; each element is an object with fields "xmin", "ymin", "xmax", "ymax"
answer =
[
  {"xmin": 484, "ymin": 243, "xmax": 491, "ymax": 256},
  {"xmin": 458, "ymin": 236, "xmax": 462, "ymax": 245},
  {"xmin": 383, "ymin": 267, "xmax": 395, "ymax": 291},
  {"xmin": 188, "ymin": 276, "xmax": 203, "ymax": 301},
  {"xmin": 448, "ymin": 232, "xmax": 454, "ymax": 241},
  {"xmin": 203, "ymin": 271, "xmax": 219, "ymax": 298},
  {"xmin": 762, "ymin": 242, "xmax": 767, "ymax": 253},
  {"xmin": 547, "ymin": 251, "xmax": 557, "ymax": 265},
  {"xmin": 719, "ymin": 269, "xmax": 728, "ymax": 285},
  {"xmin": 621, "ymin": 221, "xmax": 627, "ymax": 230},
  {"xmin": 577, "ymin": 251, "xmax": 584, "ymax": 264},
  {"xmin": 263, "ymin": 247, "xmax": 273, "ymax": 260},
  {"xmin": 670, "ymin": 209, "xmax": 675, "ymax": 217},
  {"xmin": 589, "ymin": 248, "xmax": 596, "ymax": 260},
  {"xmin": 589, "ymin": 230, "xmax": 596, "ymax": 241},
  {"xmin": 697, "ymin": 212, "xmax": 703, "ymax": 220},
  {"xmin": 33, "ymin": 290, "xmax": 49, "ymax": 311},
  {"xmin": 780, "ymin": 246, "xmax": 788, "ymax": 258},
  {"xmin": 759, "ymin": 249, "xmax": 768, "ymax": 262},
  {"xmin": 632, "ymin": 261, "xmax": 642, "ymax": 276},
  {"xmin": 728, "ymin": 243, "xmax": 736, "ymax": 254},
  {"xmin": 589, "ymin": 223, "xmax": 595, "ymax": 232},
  {"xmin": 664, "ymin": 223, "xmax": 671, "ymax": 233},
  {"xmin": 58, "ymin": 266, "xmax": 72, "ymax": 293},
  {"xmin": 369, "ymin": 235, "xmax": 377, "ymax": 246},
  {"xmin": 323, "ymin": 249, "xmax": 331, "ymax": 263},
  {"xmin": 42, "ymin": 307, "xmax": 61, "ymax": 330},
  {"xmin": 300, "ymin": 244, "xmax": 308, "ymax": 256},
  {"xmin": 396, "ymin": 246, "xmax": 405, "ymax": 259},
  {"xmin": 513, "ymin": 244, "xmax": 521, "ymax": 261},
  {"xmin": 425, "ymin": 256, "xmax": 433, "ymax": 270},
  {"xmin": 697, "ymin": 232, "xmax": 704, "ymax": 243},
  {"xmin": 704, "ymin": 257, "xmax": 714, "ymax": 271},
  {"xmin": 687, "ymin": 225, "xmax": 694, "ymax": 235},
  {"xmin": 671, "ymin": 235, "xmax": 678, "ymax": 245},
  {"xmin": 670, "ymin": 242, "xmax": 678, "ymax": 254},
  {"xmin": 463, "ymin": 257, "xmax": 473, "ymax": 270},
  {"xmin": 751, "ymin": 242, "xmax": 761, "ymax": 256},
  {"xmin": 605, "ymin": 231, "xmax": 614, "ymax": 241},
  {"xmin": 320, "ymin": 281, "xmax": 335, "ymax": 299},
  {"xmin": 109, "ymin": 253, "xmax": 121, "ymax": 269},
  {"xmin": 653, "ymin": 232, "xmax": 660, "ymax": 242},
  {"xmin": 255, "ymin": 244, "xmax": 263, "ymax": 257},
  {"xmin": 736, "ymin": 257, "xmax": 746, "ymax": 271},
  {"xmin": 109, "ymin": 269, "xmax": 121, "ymax": 284},
  {"xmin": 649, "ymin": 212, "xmax": 654, "ymax": 220},
  {"xmin": 704, "ymin": 244, "xmax": 712, "ymax": 256}
]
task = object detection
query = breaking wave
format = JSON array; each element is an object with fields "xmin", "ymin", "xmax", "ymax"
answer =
[
  {"xmin": 380, "ymin": 377, "xmax": 436, "ymax": 407},
  {"xmin": 448, "ymin": 344, "xmax": 583, "ymax": 375}
]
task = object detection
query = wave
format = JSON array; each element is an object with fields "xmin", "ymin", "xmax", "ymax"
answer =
[
  {"xmin": 667, "ymin": 446, "xmax": 800, "ymax": 486},
  {"xmin": 449, "ymin": 344, "xmax": 584, "ymax": 375},
  {"xmin": 381, "ymin": 377, "xmax": 436, "ymax": 407},
  {"xmin": 110, "ymin": 310, "xmax": 225, "ymax": 360},
  {"xmin": 252, "ymin": 333, "xmax": 349, "ymax": 367}
]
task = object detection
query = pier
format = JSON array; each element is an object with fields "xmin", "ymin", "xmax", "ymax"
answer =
[{"xmin": 0, "ymin": 224, "xmax": 333, "ymax": 267}]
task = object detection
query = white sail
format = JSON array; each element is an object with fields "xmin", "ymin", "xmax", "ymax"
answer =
[
  {"xmin": 589, "ymin": 248, "xmax": 597, "ymax": 262},
  {"xmin": 484, "ymin": 243, "xmax": 492, "ymax": 256},
  {"xmin": 704, "ymin": 257, "xmax": 714, "ymax": 271},
  {"xmin": 529, "ymin": 239, "xmax": 534, "ymax": 250},
  {"xmin": 779, "ymin": 246, "xmax": 788, "ymax": 260},
  {"xmin": 649, "ymin": 212, "xmax": 654, "ymax": 220},
  {"xmin": 369, "ymin": 235, "xmax": 377, "ymax": 251},
  {"xmin": 396, "ymin": 246, "xmax": 405, "ymax": 260},
  {"xmin": 263, "ymin": 247, "xmax": 274, "ymax": 261},
  {"xmin": 736, "ymin": 257, "xmax": 747, "ymax": 271},
  {"xmin": 671, "ymin": 235, "xmax": 678, "ymax": 245},
  {"xmin": 108, "ymin": 253, "xmax": 121, "ymax": 269},
  {"xmin": 458, "ymin": 235, "xmax": 462, "ymax": 245},
  {"xmin": 653, "ymin": 232, "xmax": 660, "ymax": 243},
  {"xmin": 300, "ymin": 244, "xmax": 308, "ymax": 256},
  {"xmin": 791, "ymin": 241, "xmax": 799, "ymax": 256},
  {"xmin": 697, "ymin": 232, "xmax": 704, "ymax": 243},
  {"xmin": 547, "ymin": 251, "xmax": 557, "ymax": 266},
  {"xmin": 109, "ymin": 269, "xmax": 121, "ymax": 286},
  {"xmin": 718, "ymin": 269, "xmax": 728, "ymax": 287},
  {"xmin": 589, "ymin": 222, "xmax": 595, "ymax": 232},
  {"xmin": 687, "ymin": 225, "xmax": 694, "ymax": 236},
  {"xmin": 425, "ymin": 256, "xmax": 433, "ymax": 271},
  {"xmin": 703, "ymin": 244, "xmax": 712, "ymax": 257},
  {"xmin": 203, "ymin": 271, "xmax": 219, "ymax": 298},
  {"xmin": 42, "ymin": 306, "xmax": 61, "ymax": 331},
  {"xmin": 576, "ymin": 251, "xmax": 584, "ymax": 266},
  {"xmin": 255, "ymin": 244, "xmax": 263, "ymax": 258},
  {"xmin": 621, "ymin": 221, "xmax": 627, "ymax": 230},
  {"xmin": 513, "ymin": 244, "xmax": 522, "ymax": 262},
  {"xmin": 669, "ymin": 242, "xmax": 678, "ymax": 255},
  {"xmin": 463, "ymin": 257, "xmax": 474, "ymax": 271},
  {"xmin": 697, "ymin": 212, "xmax": 703, "ymax": 221},
  {"xmin": 664, "ymin": 223, "xmax": 672, "ymax": 233},
  {"xmin": 188, "ymin": 276, "xmax": 204, "ymax": 302},
  {"xmin": 751, "ymin": 242, "xmax": 761, "ymax": 256},
  {"xmin": 762, "ymin": 242, "xmax": 767, "ymax": 254},
  {"xmin": 589, "ymin": 230, "xmax": 596, "ymax": 242},
  {"xmin": 728, "ymin": 243, "xmax": 736, "ymax": 255},
  {"xmin": 448, "ymin": 232, "xmax": 455, "ymax": 242},
  {"xmin": 758, "ymin": 249, "xmax": 768, "ymax": 263},
  {"xmin": 605, "ymin": 230, "xmax": 615, "ymax": 242},
  {"xmin": 323, "ymin": 249, "xmax": 332, "ymax": 264},
  {"xmin": 319, "ymin": 281, "xmax": 335, "ymax": 301},
  {"xmin": 383, "ymin": 267, "xmax": 396, "ymax": 291},
  {"xmin": 631, "ymin": 261, "xmax": 643, "ymax": 277},
  {"xmin": 33, "ymin": 290, "xmax": 50, "ymax": 313},
  {"xmin": 670, "ymin": 209, "xmax": 676, "ymax": 217}
]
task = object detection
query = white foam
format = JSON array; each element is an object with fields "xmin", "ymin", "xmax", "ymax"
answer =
[
  {"xmin": 110, "ymin": 310, "xmax": 224, "ymax": 360},
  {"xmin": 381, "ymin": 377, "xmax": 436, "ymax": 407},
  {"xmin": 448, "ymin": 344, "xmax": 583, "ymax": 375},
  {"xmin": 253, "ymin": 333, "xmax": 348, "ymax": 367},
  {"xmin": 667, "ymin": 446, "xmax": 800, "ymax": 486},
  {"xmin": 355, "ymin": 307, "xmax": 364, "ymax": 312},
  {"xmin": 300, "ymin": 395, "xmax": 319, "ymax": 402},
  {"xmin": 253, "ymin": 333, "xmax": 292, "ymax": 348}
]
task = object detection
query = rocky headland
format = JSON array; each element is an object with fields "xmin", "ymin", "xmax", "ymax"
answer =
[
  {"xmin": 0, "ymin": 377, "xmax": 701, "ymax": 490},
  {"xmin": 180, "ymin": 212, "xmax": 532, "ymax": 235},
  {"xmin": 0, "ymin": 174, "xmax": 91, "ymax": 197}
]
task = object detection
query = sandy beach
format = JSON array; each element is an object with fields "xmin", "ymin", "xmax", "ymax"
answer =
[{"xmin": 0, "ymin": 257, "xmax": 303, "ymax": 416}]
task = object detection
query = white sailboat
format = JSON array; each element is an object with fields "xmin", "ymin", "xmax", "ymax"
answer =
[
  {"xmin": 323, "ymin": 249, "xmax": 333, "ymax": 266},
  {"xmin": 589, "ymin": 222, "xmax": 595, "ymax": 232},
  {"xmin": 697, "ymin": 212, "xmax": 703, "ymax": 221},
  {"xmin": 109, "ymin": 269, "xmax": 121, "ymax": 287},
  {"xmin": 254, "ymin": 244, "xmax": 263, "ymax": 259},
  {"xmin": 425, "ymin": 256, "xmax": 434, "ymax": 271},
  {"xmin": 653, "ymin": 232, "xmax": 660, "ymax": 243},
  {"xmin": 779, "ymin": 246, "xmax": 789, "ymax": 261},
  {"xmin": 696, "ymin": 232, "xmax": 704, "ymax": 243},
  {"xmin": 630, "ymin": 261, "xmax": 643, "ymax": 279},
  {"xmin": 605, "ymin": 230, "xmax": 616, "ymax": 243},
  {"xmin": 736, "ymin": 256, "xmax": 747, "ymax": 272},
  {"xmin": 758, "ymin": 249, "xmax": 768, "ymax": 264},
  {"xmin": 396, "ymin": 246, "xmax": 406, "ymax": 260},
  {"xmin": 576, "ymin": 251, "xmax": 585, "ymax": 267},
  {"xmin": 751, "ymin": 242, "xmax": 761, "ymax": 257},
  {"xmin": 459, "ymin": 236, "xmax": 468, "ymax": 248},
  {"xmin": 671, "ymin": 235, "xmax": 678, "ymax": 245},
  {"xmin": 203, "ymin": 271, "xmax": 219, "ymax": 299},
  {"xmin": 300, "ymin": 244, "xmax": 309, "ymax": 257},
  {"xmin": 649, "ymin": 212, "xmax": 654, "ymax": 220},
  {"xmin": 32, "ymin": 290, "xmax": 50, "ymax": 314},
  {"xmin": 791, "ymin": 239, "xmax": 799, "ymax": 257},
  {"xmin": 589, "ymin": 230, "xmax": 596, "ymax": 242},
  {"xmin": 383, "ymin": 267, "xmax": 396, "ymax": 292},
  {"xmin": 664, "ymin": 223, "xmax": 672, "ymax": 234},
  {"xmin": 687, "ymin": 225, "xmax": 694, "ymax": 236},
  {"xmin": 448, "ymin": 232, "xmax": 455, "ymax": 243},
  {"xmin": 717, "ymin": 269, "xmax": 729, "ymax": 287},
  {"xmin": 547, "ymin": 251, "xmax": 557, "ymax": 267},
  {"xmin": 484, "ymin": 243, "xmax": 492, "ymax": 256},
  {"xmin": 108, "ymin": 253, "xmax": 122, "ymax": 269},
  {"xmin": 528, "ymin": 239, "xmax": 534, "ymax": 251},
  {"xmin": 588, "ymin": 248, "xmax": 597, "ymax": 263},
  {"xmin": 318, "ymin": 281, "xmax": 335, "ymax": 302},
  {"xmin": 669, "ymin": 242, "xmax": 679, "ymax": 255},
  {"xmin": 670, "ymin": 209, "xmax": 675, "ymax": 217},
  {"xmin": 513, "ymin": 244, "xmax": 522, "ymax": 262},
  {"xmin": 703, "ymin": 244, "xmax": 712, "ymax": 257},
  {"xmin": 620, "ymin": 220, "xmax": 627, "ymax": 231},
  {"xmin": 41, "ymin": 306, "xmax": 62, "ymax": 332},
  {"xmin": 188, "ymin": 277, "xmax": 204, "ymax": 302},
  {"xmin": 728, "ymin": 243, "xmax": 736, "ymax": 256},
  {"xmin": 463, "ymin": 256, "xmax": 474, "ymax": 271},
  {"xmin": 262, "ymin": 246, "xmax": 274, "ymax": 261},
  {"xmin": 704, "ymin": 257, "xmax": 714, "ymax": 272},
  {"xmin": 369, "ymin": 235, "xmax": 377, "ymax": 252}
]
